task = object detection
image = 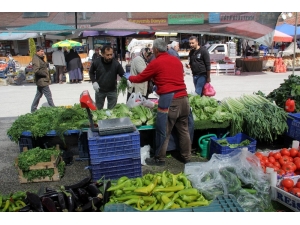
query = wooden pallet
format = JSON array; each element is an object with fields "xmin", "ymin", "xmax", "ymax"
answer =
[{"xmin": 15, "ymin": 146, "xmax": 62, "ymax": 183}]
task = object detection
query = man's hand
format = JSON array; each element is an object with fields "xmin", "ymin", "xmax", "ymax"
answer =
[
  {"xmin": 92, "ymin": 82, "xmax": 100, "ymax": 92},
  {"xmin": 206, "ymin": 77, "xmax": 211, "ymax": 83},
  {"xmin": 124, "ymin": 72, "xmax": 131, "ymax": 79}
]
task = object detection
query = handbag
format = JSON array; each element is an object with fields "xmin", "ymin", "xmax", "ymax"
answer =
[{"xmin": 203, "ymin": 83, "xmax": 216, "ymax": 97}]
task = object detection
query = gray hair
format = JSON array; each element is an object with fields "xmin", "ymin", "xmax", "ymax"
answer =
[
  {"xmin": 171, "ymin": 41, "xmax": 179, "ymax": 48},
  {"xmin": 153, "ymin": 39, "xmax": 167, "ymax": 52}
]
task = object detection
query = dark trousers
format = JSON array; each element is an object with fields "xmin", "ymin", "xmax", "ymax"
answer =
[
  {"xmin": 55, "ymin": 65, "xmax": 64, "ymax": 83},
  {"xmin": 31, "ymin": 86, "xmax": 55, "ymax": 113},
  {"xmin": 95, "ymin": 90, "xmax": 117, "ymax": 110},
  {"xmin": 155, "ymin": 95, "xmax": 191, "ymax": 161}
]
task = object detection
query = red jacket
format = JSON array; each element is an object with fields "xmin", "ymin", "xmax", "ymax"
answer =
[{"xmin": 129, "ymin": 52, "xmax": 187, "ymax": 99}]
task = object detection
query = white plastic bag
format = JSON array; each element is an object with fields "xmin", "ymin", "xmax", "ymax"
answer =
[
  {"xmin": 140, "ymin": 145, "xmax": 150, "ymax": 165},
  {"xmin": 126, "ymin": 92, "xmax": 142, "ymax": 108},
  {"xmin": 141, "ymin": 97, "xmax": 155, "ymax": 109}
]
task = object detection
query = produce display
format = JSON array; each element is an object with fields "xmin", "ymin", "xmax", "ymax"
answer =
[
  {"xmin": 106, "ymin": 172, "xmax": 211, "ymax": 210},
  {"xmin": 255, "ymin": 148, "xmax": 300, "ymax": 176},
  {"xmin": 16, "ymin": 147, "xmax": 65, "ymax": 182},
  {"xmin": 217, "ymin": 138, "xmax": 251, "ymax": 148},
  {"xmin": 279, "ymin": 177, "xmax": 300, "ymax": 197},
  {"xmin": 0, "ymin": 191, "xmax": 27, "ymax": 212},
  {"xmin": 262, "ymin": 74, "xmax": 300, "ymax": 111},
  {"xmin": 188, "ymin": 95, "xmax": 232, "ymax": 129},
  {"xmin": 221, "ymin": 94, "xmax": 288, "ymax": 142}
]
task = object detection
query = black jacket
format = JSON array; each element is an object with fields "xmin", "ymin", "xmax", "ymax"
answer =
[
  {"xmin": 89, "ymin": 57, "xmax": 125, "ymax": 92},
  {"xmin": 188, "ymin": 47, "xmax": 211, "ymax": 75}
]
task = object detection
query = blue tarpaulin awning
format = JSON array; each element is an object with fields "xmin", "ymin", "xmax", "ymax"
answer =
[
  {"xmin": 275, "ymin": 23, "xmax": 300, "ymax": 38},
  {"xmin": 12, "ymin": 21, "xmax": 75, "ymax": 33}
]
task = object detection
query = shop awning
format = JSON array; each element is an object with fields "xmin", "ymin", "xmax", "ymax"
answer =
[
  {"xmin": 155, "ymin": 32, "xmax": 178, "ymax": 36},
  {"xmin": 0, "ymin": 32, "xmax": 39, "ymax": 40}
]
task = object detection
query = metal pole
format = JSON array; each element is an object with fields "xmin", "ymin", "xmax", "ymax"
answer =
[
  {"xmin": 293, "ymin": 12, "xmax": 297, "ymax": 75},
  {"xmin": 75, "ymin": 12, "xmax": 78, "ymax": 29}
]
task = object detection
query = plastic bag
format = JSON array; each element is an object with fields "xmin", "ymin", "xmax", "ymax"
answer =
[
  {"xmin": 140, "ymin": 145, "xmax": 150, "ymax": 166},
  {"xmin": 126, "ymin": 92, "xmax": 142, "ymax": 108},
  {"xmin": 141, "ymin": 97, "xmax": 155, "ymax": 109},
  {"xmin": 203, "ymin": 83, "xmax": 216, "ymax": 96}
]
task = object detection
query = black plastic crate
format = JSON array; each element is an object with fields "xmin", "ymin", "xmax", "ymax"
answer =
[{"xmin": 18, "ymin": 136, "xmax": 34, "ymax": 152}]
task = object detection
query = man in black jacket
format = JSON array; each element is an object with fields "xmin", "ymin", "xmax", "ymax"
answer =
[
  {"xmin": 185, "ymin": 36, "xmax": 211, "ymax": 96},
  {"xmin": 89, "ymin": 45, "xmax": 125, "ymax": 109}
]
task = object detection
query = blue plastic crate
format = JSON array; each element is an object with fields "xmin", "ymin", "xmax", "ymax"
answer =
[
  {"xmin": 286, "ymin": 119, "xmax": 300, "ymax": 141},
  {"xmin": 209, "ymin": 133, "xmax": 256, "ymax": 158},
  {"xmin": 87, "ymin": 129, "xmax": 140, "ymax": 164},
  {"xmin": 18, "ymin": 136, "xmax": 34, "ymax": 152},
  {"xmin": 90, "ymin": 157, "xmax": 142, "ymax": 181},
  {"xmin": 21, "ymin": 129, "xmax": 80, "ymax": 137},
  {"xmin": 104, "ymin": 195, "xmax": 244, "ymax": 212}
]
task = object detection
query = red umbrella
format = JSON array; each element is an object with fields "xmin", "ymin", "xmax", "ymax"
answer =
[{"xmin": 210, "ymin": 21, "xmax": 273, "ymax": 39}]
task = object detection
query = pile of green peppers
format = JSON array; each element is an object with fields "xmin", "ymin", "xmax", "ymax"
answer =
[{"xmin": 106, "ymin": 171, "xmax": 211, "ymax": 211}]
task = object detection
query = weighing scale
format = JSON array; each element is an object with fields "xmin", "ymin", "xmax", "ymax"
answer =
[{"xmin": 79, "ymin": 90, "xmax": 136, "ymax": 135}]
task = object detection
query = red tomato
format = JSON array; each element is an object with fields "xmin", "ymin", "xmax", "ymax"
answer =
[
  {"xmin": 279, "ymin": 156, "xmax": 290, "ymax": 166},
  {"xmin": 268, "ymin": 152, "xmax": 274, "ymax": 157},
  {"xmin": 280, "ymin": 148, "xmax": 290, "ymax": 157},
  {"xmin": 273, "ymin": 152, "xmax": 282, "ymax": 160},
  {"xmin": 294, "ymin": 157, "xmax": 300, "ymax": 163},
  {"xmin": 288, "ymin": 157, "xmax": 294, "ymax": 162},
  {"xmin": 289, "ymin": 148, "xmax": 299, "ymax": 158},
  {"xmin": 281, "ymin": 178, "xmax": 294, "ymax": 189},
  {"xmin": 268, "ymin": 156, "xmax": 276, "ymax": 164},
  {"xmin": 265, "ymin": 162, "xmax": 274, "ymax": 168},
  {"xmin": 290, "ymin": 188, "xmax": 300, "ymax": 197},
  {"xmin": 273, "ymin": 161, "xmax": 281, "ymax": 168},
  {"xmin": 295, "ymin": 182, "xmax": 300, "ymax": 189},
  {"xmin": 273, "ymin": 166, "xmax": 280, "ymax": 172},
  {"xmin": 255, "ymin": 152, "xmax": 263, "ymax": 160},
  {"xmin": 282, "ymin": 162, "xmax": 296, "ymax": 173},
  {"xmin": 297, "ymin": 152, "xmax": 300, "ymax": 157},
  {"xmin": 261, "ymin": 156, "xmax": 269, "ymax": 164},
  {"xmin": 277, "ymin": 169, "xmax": 286, "ymax": 176},
  {"xmin": 294, "ymin": 160, "xmax": 300, "ymax": 170},
  {"xmin": 287, "ymin": 162, "xmax": 297, "ymax": 171}
]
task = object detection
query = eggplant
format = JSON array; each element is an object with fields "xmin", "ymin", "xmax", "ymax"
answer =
[
  {"xmin": 45, "ymin": 187, "xmax": 57, "ymax": 193},
  {"xmin": 42, "ymin": 197, "xmax": 58, "ymax": 212},
  {"xmin": 39, "ymin": 191, "xmax": 59, "ymax": 199},
  {"xmin": 63, "ymin": 191, "xmax": 75, "ymax": 212},
  {"xmin": 86, "ymin": 183, "xmax": 102, "ymax": 197},
  {"xmin": 103, "ymin": 181, "xmax": 111, "ymax": 205},
  {"xmin": 26, "ymin": 192, "xmax": 44, "ymax": 212},
  {"xmin": 77, "ymin": 188, "xmax": 90, "ymax": 204},
  {"xmin": 57, "ymin": 192, "xmax": 68, "ymax": 212},
  {"xmin": 68, "ymin": 188, "xmax": 82, "ymax": 209},
  {"xmin": 77, "ymin": 197, "xmax": 103, "ymax": 212},
  {"xmin": 64, "ymin": 177, "xmax": 91, "ymax": 190}
]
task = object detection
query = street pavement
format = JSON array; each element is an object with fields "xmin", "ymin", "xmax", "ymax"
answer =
[{"xmin": 0, "ymin": 61, "xmax": 297, "ymax": 118}]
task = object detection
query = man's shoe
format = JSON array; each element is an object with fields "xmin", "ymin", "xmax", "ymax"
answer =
[{"xmin": 145, "ymin": 158, "xmax": 165, "ymax": 166}]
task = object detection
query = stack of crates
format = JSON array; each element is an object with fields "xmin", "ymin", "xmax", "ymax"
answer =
[{"xmin": 87, "ymin": 129, "xmax": 142, "ymax": 181}]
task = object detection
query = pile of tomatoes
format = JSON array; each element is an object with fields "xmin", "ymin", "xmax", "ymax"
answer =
[
  {"xmin": 254, "ymin": 148, "xmax": 300, "ymax": 176},
  {"xmin": 279, "ymin": 178, "xmax": 300, "ymax": 198}
]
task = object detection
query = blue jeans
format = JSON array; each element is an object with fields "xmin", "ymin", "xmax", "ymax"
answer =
[{"xmin": 193, "ymin": 75, "xmax": 206, "ymax": 96}]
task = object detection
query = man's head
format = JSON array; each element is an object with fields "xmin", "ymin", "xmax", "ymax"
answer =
[
  {"xmin": 95, "ymin": 47, "xmax": 100, "ymax": 55},
  {"xmin": 167, "ymin": 44, "xmax": 172, "ymax": 50},
  {"xmin": 171, "ymin": 41, "xmax": 180, "ymax": 52},
  {"xmin": 101, "ymin": 45, "xmax": 113, "ymax": 63},
  {"xmin": 189, "ymin": 36, "xmax": 199, "ymax": 50},
  {"xmin": 57, "ymin": 47, "xmax": 62, "ymax": 51},
  {"xmin": 152, "ymin": 39, "xmax": 167, "ymax": 58},
  {"xmin": 36, "ymin": 46, "xmax": 45, "ymax": 57},
  {"xmin": 141, "ymin": 47, "xmax": 152, "ymax": 61}
]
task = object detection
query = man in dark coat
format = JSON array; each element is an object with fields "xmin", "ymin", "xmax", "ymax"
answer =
[
  {"xmin": 31, "ymin": 46, "xmax": 55, "ymax": 113},
  {"xmin": 65, "ymin": 49, "xmax": 83, "ymax": 83}
]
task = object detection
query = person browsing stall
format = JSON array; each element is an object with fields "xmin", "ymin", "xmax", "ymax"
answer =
[
  {"xmin": 31, "ymin": 46, "xmax": 55, "ymax": 113},
  {"xmin": 89, "ymin": 45, "xmax": 125, "ymax": 110},
  {"xmin": 185, "ymin": 36, "xmax": 211, "ymax": 96},
  {"xmin": 52, "ymin": 47, "xmax": 66, "ymax": 84},
  {"xmin": 128, "ymin": 38, "xmax": 191, "ymax": 166}
]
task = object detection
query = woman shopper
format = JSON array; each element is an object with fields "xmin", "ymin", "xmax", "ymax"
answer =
[{"xmin": 65, "ymin": 49, "xmax": 83, "ymax": 83}]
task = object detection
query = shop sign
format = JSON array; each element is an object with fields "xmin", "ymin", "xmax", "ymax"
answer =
[
  {"xmin": 168, "ymin": 14, "xmax": 204, "ymax": 25},
  {"xmin": 209, "ymin": 13, "xmax": 221, "ymax": 23},
  {"xmin": 127, "ymin": 18, "xmax": 167, "ymax": 26},
  {"xmin": 220, "ymin": 13, "xmax": 256, "ymax": 23}
]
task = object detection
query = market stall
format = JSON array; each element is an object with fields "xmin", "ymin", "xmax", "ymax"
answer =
[{"xmin": 235, "ymin": 58, "xmax": 263, "ymax": 72}]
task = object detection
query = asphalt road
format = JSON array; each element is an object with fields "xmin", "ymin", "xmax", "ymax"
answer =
[{"xmin": 0, "ymin": 62, "xmax": 298, "ymax": 195}]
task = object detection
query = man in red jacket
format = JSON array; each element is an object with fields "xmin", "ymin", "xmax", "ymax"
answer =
[{"xmin": 129, "ymin": 39, "xmax": 191, "ymax": 166}]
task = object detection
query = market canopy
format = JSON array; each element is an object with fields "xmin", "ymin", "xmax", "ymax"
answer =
[
  {"xmin": 275, "ymin": 23, "xmax": 300, "ymax": 38},
  {"xmin": 255, "ymin": 30, "xmax": 293, "ymax": 47},
  {"xmin": 209, "ymin": 21, "xmax": 273, "ymax": 40},
  {"xmin": 0, "ymin": 32, "xmax": 38, "ymax": 40},
  {"xmin": 88, "ymin": 18, "xmax": 151, "ymax": 31},
  {"xmin": 81, "ymin": 30, "xmax": 136, "ymax": 37},
  {"xmin": 12, "ymin": 21, "xmax": 75, "ymax": 33}
]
